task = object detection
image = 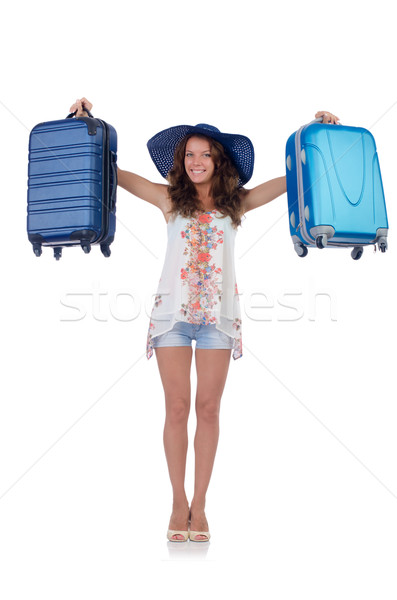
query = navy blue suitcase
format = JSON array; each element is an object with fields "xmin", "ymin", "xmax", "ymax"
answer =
[
  {"xmin": 27, "ymin": 109, "xmax": 117, "ymax": 260},
  {"xmin": 285, "ymin": 118, "xmax": 388, "ymax": 260}
]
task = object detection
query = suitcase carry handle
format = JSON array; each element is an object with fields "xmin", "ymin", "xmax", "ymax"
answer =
[
  {"xmin": 110, "ymin": 151, "xmax": 117, "ymax": 211},
  {"xmin": 309, "ymin": 117, "xmax": 342, "ymax": 125},
  {"xmin": 66, "ymin": 108, "xmax": 94, "ymax": 119}
]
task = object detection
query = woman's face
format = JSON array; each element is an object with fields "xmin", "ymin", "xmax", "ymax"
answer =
[{"xmin": 184, "ymin": 136, "xmax": 216, "ymax": 185}]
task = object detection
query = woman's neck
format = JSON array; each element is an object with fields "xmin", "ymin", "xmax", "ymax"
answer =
[{"xmin": 195, "ymin": 183, "xmax": 214, "ymax": 210}]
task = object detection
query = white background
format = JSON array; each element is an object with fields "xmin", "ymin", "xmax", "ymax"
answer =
[{"xmin": 1, "ymin": 0, "xmax": 396, "ymax": 597}]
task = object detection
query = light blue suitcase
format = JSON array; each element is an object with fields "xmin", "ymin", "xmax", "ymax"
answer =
[{"xmin": 285, "ymin": 118, "xmax": 388, "ymax": 259}]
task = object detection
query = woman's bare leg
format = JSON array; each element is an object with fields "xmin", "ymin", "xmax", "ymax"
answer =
[
  {"xmin": 155, "ymin": 345, "xmax": 193, "ymax": 540},
  {"xmin": 190, "ymin": 348, "xmax": 231, "ymax": 540}
]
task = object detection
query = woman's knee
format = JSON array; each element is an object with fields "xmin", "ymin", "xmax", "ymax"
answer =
[
  {"xmin": 165, "ymin": 396, "xmax": 190, "ymax": 425},
  {"xmin": 196, "ymin": 398, "xmax": 220, "ymax": 424}
]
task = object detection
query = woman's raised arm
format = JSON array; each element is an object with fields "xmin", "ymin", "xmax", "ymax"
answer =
[
  {"xmin": 240, "ymin": 176, "xmax": 286, "ymax": 214},
  {"xmin": 117, "ymin": 168, "xmax": 169, "ymax": 212}
]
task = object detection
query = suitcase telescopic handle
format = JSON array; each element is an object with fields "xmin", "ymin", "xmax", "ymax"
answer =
[
  {"xmin": 65, "ymin": 109, "xmax": 117, "ymax": 209},
  {"xmin": 66, "ymin": 108, "xmax": 94, "ymax": 119}
]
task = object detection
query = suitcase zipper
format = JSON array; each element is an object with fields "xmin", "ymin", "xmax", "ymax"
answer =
[
  {"xmin": 93, "ymin": 118, "xmax": 110, "ymax": 245},
  {"xmin": 295, "ymin": 124, "xmax": 316, "ymax": 245}
]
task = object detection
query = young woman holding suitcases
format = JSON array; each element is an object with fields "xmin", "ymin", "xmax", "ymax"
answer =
[{"xmin": 69, "ymin": 98, "xmax": 339, "ymax": 542}]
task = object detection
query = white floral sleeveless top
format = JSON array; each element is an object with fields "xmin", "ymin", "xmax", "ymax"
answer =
[{"xmin": 146, "ymin": 209, "xmax": 243, "ymax": 360}]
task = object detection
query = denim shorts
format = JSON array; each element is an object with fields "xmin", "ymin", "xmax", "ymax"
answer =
[{"xmin": 152, "ymin": 321, "xmax": 234, "ymax": 351}]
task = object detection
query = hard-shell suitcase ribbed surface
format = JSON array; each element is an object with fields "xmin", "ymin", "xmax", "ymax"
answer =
[
  {"xmin": 27, "ymin": 113, "xmax": 117, "ymax": 260},
  {"xmin": 285, "ymin": 120, "xmax": 388, "ymax": 260}
]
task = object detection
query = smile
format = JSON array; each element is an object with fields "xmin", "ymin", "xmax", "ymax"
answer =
[{"xmin": 191, "ymin": 170, "xmax": 205, "ymax": 174}]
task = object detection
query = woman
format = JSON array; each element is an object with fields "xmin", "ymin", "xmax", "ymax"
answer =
[{"xmin": 69, "ymin": 99, "xmax": 339, "ymax": 542}]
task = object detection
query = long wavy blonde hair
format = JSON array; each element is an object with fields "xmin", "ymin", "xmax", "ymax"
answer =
[{"xmin": 165, "ymin": 134, "xmax": 246, "ymax": 229}]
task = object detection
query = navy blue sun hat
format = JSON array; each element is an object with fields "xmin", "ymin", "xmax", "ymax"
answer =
[{"xmin": 147, "ymin": 123, "xmax": 255, "ymax": 187}]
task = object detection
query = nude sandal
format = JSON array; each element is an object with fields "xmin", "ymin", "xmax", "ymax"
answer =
[
  {"xmin": 189, "ymin": 530, "xmax": 211, "ymax": 542},
  {"xmin": 167, "ymin": 529, "xmax": 189, "ymax": 542}
]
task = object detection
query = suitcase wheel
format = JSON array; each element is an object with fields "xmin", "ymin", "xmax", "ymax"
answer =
[
  {"xmin": 294, "ymin": 243, "xmax": 308, "ymax": 258},
  {"xmin": 33, "ymin": 243, "xmax": 42, "ymax": 257},
  {"xmin": 378, "ymin": 238, "xmax": 388, "ymax": 253},
  {"xmin": 316, "ymin": 234, "xmax": 327, "ymax": 249},
  {"xmin": 53, "ymin": 247, "xmax": 62, "ymax": 260},
  {"xmin": 100, "ymin": 243, "xmax": 111, "ymax": 258},
  {"xmin": 351, "ymin": 247, "xmax": 363, "ymax": 260},
  {"xmin": 81, "ymin": 243, "xmax": 91, "ymax": 254}
]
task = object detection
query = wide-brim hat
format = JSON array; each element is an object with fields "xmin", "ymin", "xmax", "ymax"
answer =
[{"xmin": 147, "ymin": 123, "xmax": 254, "ymax": 187}]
